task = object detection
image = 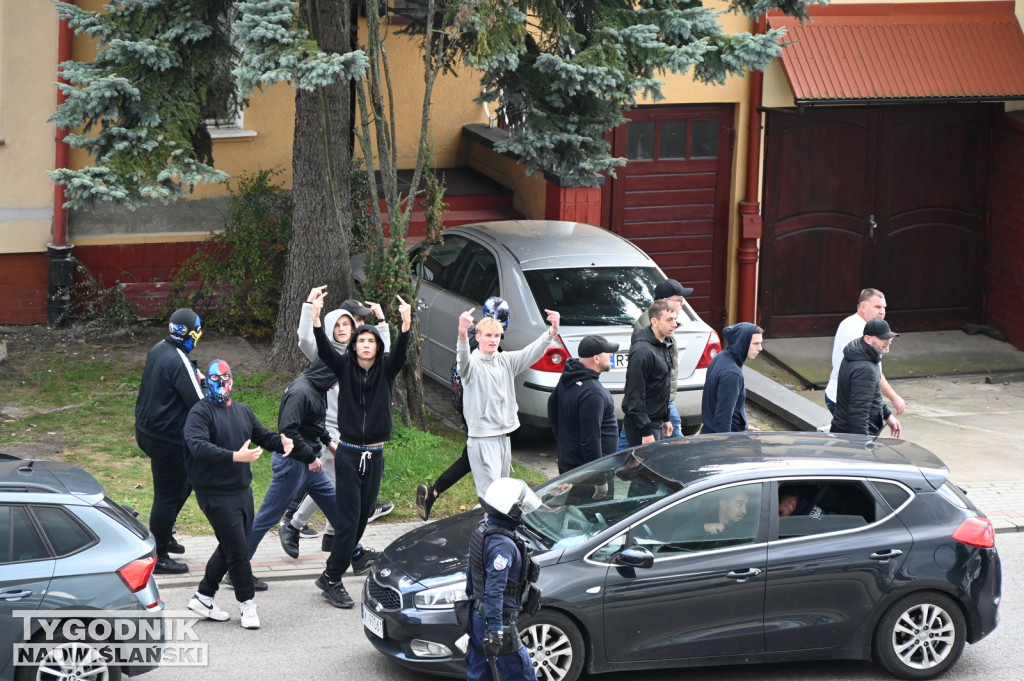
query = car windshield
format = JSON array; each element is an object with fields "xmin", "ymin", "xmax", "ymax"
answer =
[
  {"xmin": 522, "ymin": 452, "xmax": 684, "ymax": 549},
  {"xmin": 523, "ymin": 267, "xmax": 662, "ymax": 325}
]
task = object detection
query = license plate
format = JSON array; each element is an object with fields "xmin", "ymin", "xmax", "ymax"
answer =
[
  {"xmin": 610, "ymin": 352, "xmax": 629, "ymax": 369},
  {"xmin": 362, "ymin": 604, "xmax": 385, "ymax": 639}
]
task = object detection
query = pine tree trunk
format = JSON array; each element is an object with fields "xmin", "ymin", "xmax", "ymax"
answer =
[{"xmin": 264, "ymin": 0, "xmax": 354, "ymax": 374}]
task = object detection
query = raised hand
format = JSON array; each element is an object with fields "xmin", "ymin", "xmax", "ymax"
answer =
[
  {"xmin": 307, "ymin": 285, "xmax": 327, "ymax": 304},
  {"xmin": 545, "ymin": 309, "xmax": 560, "ymax": 336},
  {"xmin": 311, "ymin": 289, "xmax": 327, "ymax": 328},
  {"xmin": 397, "ymin": 295, "xmax": 412, "ymax": 331},
  {"xmin": 458, "ymin": 308, "xmax": 476, "ymax": 340},
  {"xmin": 366, "ymin": 301, "xmax": 384, "ymax": 321}
]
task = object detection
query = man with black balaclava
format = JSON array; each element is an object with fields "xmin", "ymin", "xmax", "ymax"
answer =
[
  {"xmin": 465, "ymin": 477, "xmax": 542, "ymax": 681},
  {"xmin": 135, "ymin": 307, "xmax": 204, "ymax": 574}
]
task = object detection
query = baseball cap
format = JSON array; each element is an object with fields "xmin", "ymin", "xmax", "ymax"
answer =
[
  {"xmin": 654, "ymin": 279, "xmax": 694, "ymax": 300},
  {"xmin": 339, "ymin": 299, "xmax": 372, "ymax": 318},
  {"xmin": 578, "ymin": 335, "xmax": 619, "ymax": 358},
  {"xmin": 864, "ymin": 318, "xmax": 898, "ymax": 340}
]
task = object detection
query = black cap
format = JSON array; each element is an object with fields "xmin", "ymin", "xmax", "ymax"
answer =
[
  {"xmin": 864, "ymin": 318, "xmax": 898, "ymax": 340},
  {"xmin": 654, "ymin": 279, "xmax": 693, "ymax": 299},
  {"xmin": 339, "ymin": 299, "xmax": 372, "ymax": 318},
  {"xmin": 578, "ymin": 335, "xmax": 619, "ymax": 358}
]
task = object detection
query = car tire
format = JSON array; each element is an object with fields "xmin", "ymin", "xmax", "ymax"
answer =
[
  {"xmin": 16, "ymin": 629, "xmax": 123, "ymax": 681},
  {"xmin": 873, "ymin": 591, "xmax": 966, "ymax": 680},
  {"xmin": 681, "ymin": 424, "xmax": 702, "ymax": 436},
  {"xmin": 518, "ymin": 609, "xmax": 585, "ymax": 681}
]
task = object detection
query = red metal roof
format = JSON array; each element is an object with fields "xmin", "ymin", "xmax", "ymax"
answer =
[{"xmin": 768, "ymin": 2, "xmax": 1024, "ymax": 103}]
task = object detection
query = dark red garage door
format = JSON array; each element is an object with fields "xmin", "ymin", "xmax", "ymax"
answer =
[{"xmin": 603, "ymin": 105, "xmax": 735, "ymax": 329}]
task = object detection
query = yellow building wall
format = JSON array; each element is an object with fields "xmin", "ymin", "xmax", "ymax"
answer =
[{"xmin": 0, "ymin": 1, "xmax": 59, "ymax": 255}]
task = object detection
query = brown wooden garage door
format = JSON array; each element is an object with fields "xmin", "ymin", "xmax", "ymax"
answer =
[
  {"xmin": 603, "ymin": 105, "xmax": 735, "ymax": 329},
  {"xmin": 759, "ymin": 104, "xmax": 992, "ymax": 337}
]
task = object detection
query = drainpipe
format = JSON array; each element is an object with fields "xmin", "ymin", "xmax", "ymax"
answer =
[
  {"xmin": 736, "ymin": 13, "xmax": 767, "ymax": 324},
  {"xmin": 48, "ymin": 1, "xmax": 75, "ymax": 326}
]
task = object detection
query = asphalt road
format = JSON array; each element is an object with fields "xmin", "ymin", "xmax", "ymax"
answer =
[{"xmin": 145, "ymin": 532, "xmax": 1020, "ymax": 681}]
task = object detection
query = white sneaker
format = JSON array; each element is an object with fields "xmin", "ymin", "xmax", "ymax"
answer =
[
  {"xmin": 240, "ymin": 599, "xmax": 260, "ymax": 629},
  {"xmin": 188, "ymin": 593, "xmax": 230, "ymax": 621}
]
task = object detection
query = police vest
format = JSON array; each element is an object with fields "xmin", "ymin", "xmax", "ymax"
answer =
[{"xmin": 468, "ymin": 519, "xmax": 540, "ymax": 614}]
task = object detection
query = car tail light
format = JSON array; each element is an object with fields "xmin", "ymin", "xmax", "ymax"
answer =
[
  {"xmin": 118, "ymin": 556, "xmax": 157, "ymax": 593},
  {"xmin": 952, "ymin": 516, "xmax": 995, "ymax": 548},
  {"xmin": 696, "ymin": 330, "xmax": 722, "ymax": 369},
  {"xmin": 530, "ymin": 336, "xmax": 570, "ymax": 372}
]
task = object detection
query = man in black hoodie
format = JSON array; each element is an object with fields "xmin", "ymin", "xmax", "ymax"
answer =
[
  {"xmin": 245, "ymin": 360, "xmax": 340, "ymax": 573},
  {"xmin": 831, "ymin": 318, "xmax": 903, "ymax": 438},
  {"xmin": 701, "ymin": 322, "xmax": 763, "ymax": 434},
  {"xmin": 311, "ymin": 290, "xmax": 411, "ymax": 608},
  {"xmin": 183, "ymin": 359, "xmax": 294, "ymax": 630},
  {"xmin": 622, "ymin": 300, "xmax": 678, "ymax": 446},
  {"xmin": 135, "ymin": 307, "xmax": 204, "ymax": 574},
  {"xmin": 548, "ymin": 335, "xmax": 619, "ymax": 474}
]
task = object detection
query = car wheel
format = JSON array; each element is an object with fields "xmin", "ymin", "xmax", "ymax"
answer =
[
  {"xmin": 519, "ymin": 609, "xmax": 584, "ymax": 681},
  {"xmin": 873, "ymin": 592, "xmax": 966, "ymax": 680},
  {"xmin": 681, "ymin": 424, "xmax": 702, "ymax": 436},
  {"xmin": 16, "ymin": 630, "xmax": 122, "ymax": 681}
]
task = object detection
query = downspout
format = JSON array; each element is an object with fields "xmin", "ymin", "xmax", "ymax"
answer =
[
  {"xmin": 48, "ymin": 0, "xmax": 75, "ymax": 326},
  {"xmin": 736, "ymin": 13, "xmax": 767, "ymax": 324}
]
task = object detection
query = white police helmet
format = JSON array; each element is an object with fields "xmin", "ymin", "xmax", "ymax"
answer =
[{"xmin": 480, "ymin": 478, "xmax": 542, "ymax": 522}]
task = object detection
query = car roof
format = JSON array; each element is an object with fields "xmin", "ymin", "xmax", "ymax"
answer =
[
  {"xmin": 627, "ymin": 432, "xmax": 948, "ymax": 492},
  {"xmin": 452, "ymin": 220, "xmax": 657, "ymax": 270},
  {"xmin": 0, "ymin": 457, "xmax": 105, "ymax": 497}
]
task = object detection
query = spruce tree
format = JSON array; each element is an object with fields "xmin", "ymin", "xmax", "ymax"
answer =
[{"xmin": 405, "ymin": 0, "xmax": 816, "ymax": 186}]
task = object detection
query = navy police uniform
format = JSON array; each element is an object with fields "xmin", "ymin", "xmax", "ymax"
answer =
[{"xmin": 465, "ymin": 515, "xmax": 537, "ymax": 681}]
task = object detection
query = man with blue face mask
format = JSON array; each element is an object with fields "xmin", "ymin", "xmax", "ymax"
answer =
[{"xmin": 135, "ymin": 308, "xmax": 205, "ymax": 574}]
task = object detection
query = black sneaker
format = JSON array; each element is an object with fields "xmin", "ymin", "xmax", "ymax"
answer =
[
  {"xmin": 299, "ymin": 524, "xmax": 318, "ymax": 538},
  {"xmin": 224, "ymin": 573, "xmax": 269, "ymax": 592},
  {"xmin": 154, "ymin": 555, "xmax": 189, "ymax": 575},
  {"xmin": 321, "ymin": 533, "xmax": 334, "ymax": 553},
  {"xmin": 323, "ymin": 581, "xmax": 354, "ymax": 609},
  {"xmin": 314, "ymin": 572, "xmax": 333, "ymax": 592},
  {"xmin": 368, "ymin": 502, "xmax": 394, "ymax": 523},
  {"xmin": 351, "ymin": 548, "xmax": 379, "ymax": 576},
  {"xmin": 279, "ymin": 522, "xmax": 300, "ymax": 559},
  {"xmin": 416, "ymin": 484, "xmax": 436, "ymax": 521},
  {"xmin": 167, "ymin": 537, "xmax": 186, "ymax": 555}
]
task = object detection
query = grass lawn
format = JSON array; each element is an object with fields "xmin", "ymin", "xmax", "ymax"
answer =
[{"xmin": 0, "ymin": 330, "xmax": 545, "ymax": 534}]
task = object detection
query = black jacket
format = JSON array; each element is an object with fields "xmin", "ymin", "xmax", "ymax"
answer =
[
  {"xmin": 314, "ymin": 323, "xmax": 410, "ymax": 445},
  {"xmin": 622, "ymin": 326, "xmax": 673, "ymax": 437},
  {"xmin": 183, "ymin": 399, "xmax": 286, "ymax": 494},
  {"xmin": 831, "ymin": 337, "xmax": 892, "ymax": 436},
  {"xmin": 135, "ymin": 338, "xmax": 204, "ymax": 446},
  {"xmin": 547, "ymin": 358, "xmax": 618, "ymax": 469},
  {"xmin": 276, "ymin": 361, "xmax": 336, "ymax": 465},
  {"xmin": 701, "ymin": 323, "xmax": 757, "ymax": 434}
]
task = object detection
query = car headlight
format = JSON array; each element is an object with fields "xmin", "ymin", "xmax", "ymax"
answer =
[{"xmin": 414, "ymin": 581, "xmax": 468, "ymax": 610}]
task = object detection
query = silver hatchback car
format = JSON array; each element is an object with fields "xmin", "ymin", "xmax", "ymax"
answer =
[{"xmin": 401, "ymin": 220, "xmax": 720, "ymax": 432}]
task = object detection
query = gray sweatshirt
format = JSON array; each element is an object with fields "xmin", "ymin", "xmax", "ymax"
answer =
[{"xmin": 457, "ymin": 330, "xmax": 559, "ymax": 438}]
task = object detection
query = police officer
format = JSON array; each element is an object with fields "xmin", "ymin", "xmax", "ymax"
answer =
[{"xmin": 466, "ymin": 477, "xmax": 542, "ymax": 681}]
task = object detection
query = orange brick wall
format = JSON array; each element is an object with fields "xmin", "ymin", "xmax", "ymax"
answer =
[
  {"xmin": 986, "ymin": 112, "xmax": 1024, "ymax": 350},
  {"xmin": 545, "ymin": 184, "xmax": 603, "ymax": 224},
  {"xmin": 0, "ymin": 253, "xmax": 50, "ymax": 324}
]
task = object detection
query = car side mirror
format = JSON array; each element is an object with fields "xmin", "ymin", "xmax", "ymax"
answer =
[{"xmin": 614, "ymin": 545, "xmax": 654, "ymax": 569}]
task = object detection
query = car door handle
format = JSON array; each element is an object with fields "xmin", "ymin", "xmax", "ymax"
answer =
[
  {"xmin": 869, "ymin": 549, "xmax": 903, "ymax": 563},
  {"xmin": 417, "ymin": 298, "xmax": 428, "ymax": 311},
  {"xmin": 726, "ymin": 568, "xmax": 762, "ymax": 582},
  {"xmin": 0, "ymin": 589, "xmax": 33, "ymax": 601}
]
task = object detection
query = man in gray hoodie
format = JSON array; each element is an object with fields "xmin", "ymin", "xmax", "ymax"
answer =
[{"xmin": 457, "ymin": 306, "xmax": 561, "ymax": 498}]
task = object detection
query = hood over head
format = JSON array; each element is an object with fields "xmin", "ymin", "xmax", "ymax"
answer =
[
  {"xmin": 323, "ymin": 309, "xmax": 357, "ymax": 352},
  {"xmin": 305, "ymin": 359, "xmax": 338, "ymax": 392},
  {"xmin": 352, "ymin": 324, "xmax": 385, "ymax": 363},
  {"xmin": 722, "ymin": 322, "xmax": 759, "ymax": 365}
]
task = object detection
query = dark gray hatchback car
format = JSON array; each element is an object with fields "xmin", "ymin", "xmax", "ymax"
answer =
[
  {"xmin": 0, "ymin": 455, "xmax": 163, "ymax": 681},
  {"xmin": 361, "ymin": 433, "xmax": 1000, "ymax": 681}
]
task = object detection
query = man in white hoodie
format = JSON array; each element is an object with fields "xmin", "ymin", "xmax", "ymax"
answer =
[{"xmin": 457, "ymin": 306, "xmax": 561, "ymax": 499}]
